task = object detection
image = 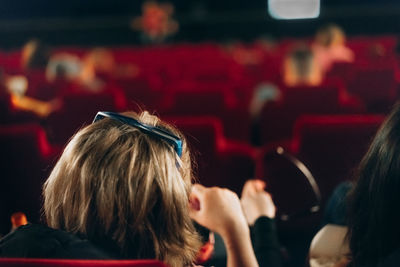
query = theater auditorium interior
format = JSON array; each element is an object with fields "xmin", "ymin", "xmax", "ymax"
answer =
[{"xmin": 0, "ymin": 0, "xmax": 400, "ymax": 266}]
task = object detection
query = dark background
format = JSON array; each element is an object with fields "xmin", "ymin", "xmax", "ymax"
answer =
[{"xmin": 0, "ymin": 0, "xmax": 398, "ymax": 48}]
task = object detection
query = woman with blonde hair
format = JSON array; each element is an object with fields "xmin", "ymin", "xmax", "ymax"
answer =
[{"xmin": 0, "ymin": 110, "xmax": 272, "ymax": 267}]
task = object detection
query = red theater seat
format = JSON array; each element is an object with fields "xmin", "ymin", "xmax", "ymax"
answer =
[
  {"xmin": 259, "ymin": 82, "xmax": 343, "ymax": 144},
  {"xmin": 290, "ymin": 115, "xmax": 384, "ymax": 202},
  {"xmin": 45, "ymin": 91, "xmax": 123, "ymax": 145},
  {"xmin": 164, "ymin": 116, "xmax": 255, "ymax": 190},
  {"xmin": 164, "ymin": 117, "xmax": 224, "ymax": 187},
  {"xmin": 116, "ymin": 75, "xmax": 164, "ymax": 112},
  {"xmin": 164, "ymin": 89, "xmax": 230, "ymax": 117},
  {"xmin": 0, "ymin": 124, "xmax": 59, "ymax": 235},
  {"xmin": 257, "ymin": 147, "xmax": 322, "ymax": 232},
  {"xmin": 347, "ymin": 66, "xmax": 397, "ymax": 112},
  {"xmin": 0, "ymin": 258, "xmax": 168, "ymax": 267}
]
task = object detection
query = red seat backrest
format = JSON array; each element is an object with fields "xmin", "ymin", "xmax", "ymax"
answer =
[
  {"xmin": 0, "ymin": 258, "xmax": 168, "ymax": 267},
  {"xmin": 290, "ymin": 115, "xmax": 385, "ymax": 201},
  {"xmin": 259, "ymin": 83, "xmax": 342, "ymax": 144},
  {"xmin": 347, "ymin": 66, "xmax": 397, "ymax": 112},
  {"xmin": 0, "ymin": 124, "xmax": 57, "ymax": 234}
]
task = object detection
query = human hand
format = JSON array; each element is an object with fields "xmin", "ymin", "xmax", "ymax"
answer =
[
  {"xmin": 241, "ymin": 179, "xmax": 276, "ymax": 225},
  {"xmin": 189, "ymin": 184, "xmax": 248, "ymax": 240}
]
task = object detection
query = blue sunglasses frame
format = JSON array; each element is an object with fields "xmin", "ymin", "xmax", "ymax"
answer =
[{"xmin": 93, "ymin": 111, "xmax": 183, "ymax": 158}]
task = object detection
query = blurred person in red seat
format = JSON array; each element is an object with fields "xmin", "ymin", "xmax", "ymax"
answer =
[
  {"xmin": 0, "ymin": 111, "xmax": 282, "ymax": 267},
  {"xmin": 249, "ymin": 45, "xmax": 320, "ymax": 122},
  {"xmin": 74, "ymin": 48, "xmax": 126, "ymax": 110},
  {"xmin": 312, "ymin": 24, "xmax": 354, "ymax": 74},
  {"xmin": 8, "ymin": 39, "xmax": 81, "ymax": 118},
  {"xmin": 282, "ymin": 45, "xmax": 324, "ymax": 88}
]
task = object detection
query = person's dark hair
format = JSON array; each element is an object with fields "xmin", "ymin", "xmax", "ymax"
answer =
[
  {"xmin": 22, "ymin": 39, "xmax": 50, "ymax": 70},
  {"xmin": 288, "ymin": 45, "xmax": 314, "ymax": 78},
  {"xmin": 348, "ymin": 102, "xmax": 400, "ymax": 266}
]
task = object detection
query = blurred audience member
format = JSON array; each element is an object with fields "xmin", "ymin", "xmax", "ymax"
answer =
[
  {"xmin": 249, "ymin": 45, "xmax": 320, "ymax": 121},
  {"xmin": 7, "ymin": 39, "xmax": 78, "ymax": 117},
  {"xmin": 46, "ymin": 53, "xmax": 82, "ymax": 83},
  {"xmin": 249, "ymin": 82, "xmax": 281, "ymax": 120},
  {"xmin": 312, "ymin": 24, "xmax": 355, "ymax": 73},
  {"xmin": 21, "ymin": 39, "xmax": 50, "ymax": 71},
  {"xmin": 283, "ymin": 45, "xmax": 323, "ymax": 87},
  {"xmin": 79, "ymin": 48, "xmax": 116, "ymax": 92}
]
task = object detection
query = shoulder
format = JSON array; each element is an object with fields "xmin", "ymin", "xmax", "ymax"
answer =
[{"xmin": 0, "ymin": 224, "xmax": 113, "ymax": 259}]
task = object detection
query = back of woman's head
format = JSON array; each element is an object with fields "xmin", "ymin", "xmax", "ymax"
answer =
[
  {"xmin": 283, "ymin": 45, "xmax": 322, "ymax": 87},
  {"xmin": 348, "ymin": 103, "xmax": 400, "ymax": 266},
  {"xmin": 43, "ymin": 111, "xmax": 201, "ymax": 266},
  {"xmin": 22, "ymin": 39, "xmax": 50, "ymax": 70},
  {"xmin": 315, "ymin": 24, "xmax": 346, "ymax": 48}
]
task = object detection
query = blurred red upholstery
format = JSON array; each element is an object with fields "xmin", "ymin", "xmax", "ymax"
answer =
[
  {"xmin": 164, "ymin": 116, "xmax": 255, "ymax": 191},
  {"xmin": 347, "ymin": 66, "xmax": 397, "ymax": 112},
  {"xmin": 0, "ymin": 124, "xmax": 59, "ymax": 235},
  {"xmin": 256, "ymin": 147, "xmax": 322, "ymax": 232},
  {"xmin": 45, "ymin": 91, "xmax": 123, "ymax": 145},
  {"xmin": 0, "ymin": 258, "xmax": 168, "ymax": 267},
  {"xmin": 290, "ymin": 115, "xmax": 384, "ymax": 202},
  {"xmin": 259, "ymin": 82, "xmax": 343, "ymax": 144}
]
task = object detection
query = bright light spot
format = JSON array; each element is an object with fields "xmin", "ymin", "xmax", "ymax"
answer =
[{"xmin": 269, "ymin": 0, "xmax": 320, "ymax": 20}]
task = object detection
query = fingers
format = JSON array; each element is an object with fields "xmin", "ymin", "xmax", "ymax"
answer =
[{"xmin": 242, "ymin": 179, "xmax": 267, "ymax": 197}]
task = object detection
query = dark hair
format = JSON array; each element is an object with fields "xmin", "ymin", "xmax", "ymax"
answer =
[
  {"xmin": 348, "ymin": 102, "xmax": 400, "ymax": 265},
  {"xmin": 288, "ymin": 45, "xmax": 314, "ymax": 78},
  {"xmin": 23, "ymin": 40, "xmax": 50, "ymax": 70}
]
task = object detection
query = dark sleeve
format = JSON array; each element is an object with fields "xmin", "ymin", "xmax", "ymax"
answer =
[
  {"xmin": 250, "ymin": 216, "xmax": 283, "ymax": 267},
  {"xmin": 0, "ymin": 224, "xmax": 112, "ymax": 259},
  {"xmin": 322, "ymin": 181, "xmax": 353, "ymax": 226}
]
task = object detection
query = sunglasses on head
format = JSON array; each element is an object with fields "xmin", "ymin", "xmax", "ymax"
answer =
[{"xmin": 93, "ymin": 111, "xmax": 183, "ymax": 158}]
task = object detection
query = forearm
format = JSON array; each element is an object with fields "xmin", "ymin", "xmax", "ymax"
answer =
[
  {"xmin": 221, "ymin": 223, "xmax": 259, "ymax": 267},
  {"xmin": 11, "ymin": 95, "xmax": 51, "ymax": 117}
]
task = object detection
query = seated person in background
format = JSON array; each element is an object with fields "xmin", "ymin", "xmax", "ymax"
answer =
[
  {"xmin": 312, "ymin": 24, "xmax": 354, "ymax": 74},
  {"xmin": 0, "ymin": 110, "xmax": 282, "ymax": 267},
  {"xmin": 249, "ymin": 45, "xmax": 320, "ymax": 123},
  {"xmin": 282, "ymin": 44, "xmax": 361, "ymax": 109},
  {"xmin": 283, "ymin": 45, "xmax": 323, "ymax": 87},
  {"xmin": 8, "ymin": 39, "xmax": 76, "ymax": 117},
  {"xmin": 78, "ymin": 48, "xmax": 116, "ymax": 92},
  {"xmin": 6, "ymin": 74, "xmax": 61, "ymax": 118},
  {"xmin": 76, "ymin": 48, "xmax": 127, "ymax": 109}
]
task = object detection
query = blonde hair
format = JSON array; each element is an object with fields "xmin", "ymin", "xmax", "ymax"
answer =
[
  {"xmin": 315, "ymin": 24, "xmax": 346, "ymax": 48},
  {"xmin": 43, "ymin": 111, "xmax": 201, "ymax": 266}
]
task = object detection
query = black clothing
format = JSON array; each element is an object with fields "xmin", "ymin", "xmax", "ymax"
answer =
[
  {"xmin": 0, "ymin": 217, "xmax": 282, "ymax": 267},
  {"xmin": 0, "ymin": 224, "xmax": 112, "ymax": 259},
  {"xmin": 251, "ymin": 217, "xmax": 282, "ymax": 267}
]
